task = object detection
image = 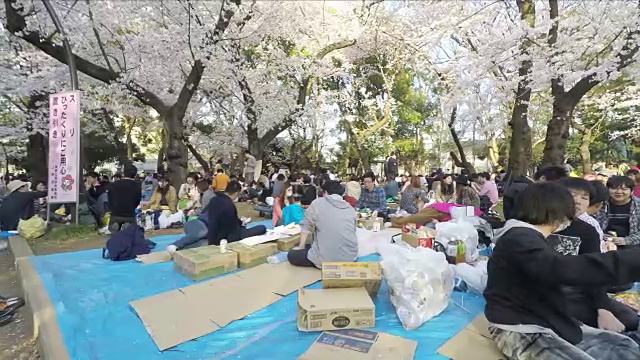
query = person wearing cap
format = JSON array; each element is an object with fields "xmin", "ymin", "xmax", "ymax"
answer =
[
  {"xmin": 288, "ymin": 180, "xmax": 357, "ymax": 268},
  {"xmin": 0, "ymin": 180, "xmax": 47, "ymax": 231}
]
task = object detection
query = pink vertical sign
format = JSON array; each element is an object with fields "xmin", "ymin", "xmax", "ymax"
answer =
[{"xmin": 48, "ymin": 91, "xmax": 80, "ymax": 203}]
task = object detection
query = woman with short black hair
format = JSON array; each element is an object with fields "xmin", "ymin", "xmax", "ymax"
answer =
[{"xmin": 485, "ymin": 182, "xmax": 640, "ymax": 359}]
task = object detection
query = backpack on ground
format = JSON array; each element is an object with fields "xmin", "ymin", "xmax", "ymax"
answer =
[{"xmin": 102, "ymin": 225, "xmax": 152, "ymax": 261}]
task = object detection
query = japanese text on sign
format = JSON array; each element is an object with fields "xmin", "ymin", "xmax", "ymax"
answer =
[{"xmin": 48, "ymin": 91, "xmax": 80, "ymax": 203}]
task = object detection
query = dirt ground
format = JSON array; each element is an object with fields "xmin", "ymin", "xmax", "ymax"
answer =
[{"xmin": 0, "ymin": 248, "xmax": 39, "ymax": 360}]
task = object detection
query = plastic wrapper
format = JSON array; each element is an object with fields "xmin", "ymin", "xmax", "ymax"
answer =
[
  {"xmin": 379, "ymin": 241, "xmax": 454, "ymax": 330},
  {"xmin": 435, "ymin": 220, "xmax": 479, "ymax": 263},
  {"xmin": 18, "ymin": 216, "xmax": 47, "ymax": 239},
  {"xmin": 452, "ymin": 260, "xmax": 488, "ymax": 294}
]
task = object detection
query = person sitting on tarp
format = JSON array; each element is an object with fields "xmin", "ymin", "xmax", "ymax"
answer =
[
  {"xmin": 484, "ymin": 182, "xmax": 640, "ymax": 360},
  {"xmin": 206, "ymin": 181, "xmax": 266, "ymax": 246},
  {"xmin": 85, "ymin": 171, "xmax": 109, "ymax": 231},
  {"xmin": 0, "ymin": 180, "xmax": 47, "ymax": 231},
  {"xmin": 550, "ymin": 177, "xmax": 639, "ymax": 335},
  {"xmin": 107, "ymin": 164, "xmax": 141, "ymax": 234},
  {"xmin": 300, "ymin": 176, "xmax": 318, "ymax": 206},
  {"xmin": 144, "ymin": 176, "xmax": 178, "ymax": 213},
  {"xmin": 357, "ymin": 171, "xmax": 388, "ymax": 216},
  {"xmin": 282, "ymin": 194, "xmax": 305, "ymax": 225},
  {"xmin": 288, "ymin": 180, "xmax": 357, "ymax": 268}
]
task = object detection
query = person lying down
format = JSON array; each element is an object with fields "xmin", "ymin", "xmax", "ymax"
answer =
[{"xmin": 484, "ymin": 182, "xmax": 640, "ymax": 360}]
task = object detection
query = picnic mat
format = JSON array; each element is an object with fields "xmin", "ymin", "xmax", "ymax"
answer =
[{"xmin": 30, "ymin": 225, "xmax": 485, "ymax": 360}]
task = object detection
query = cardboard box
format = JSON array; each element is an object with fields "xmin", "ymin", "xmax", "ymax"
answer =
[
  {"xmin": 227, "ymin": 242, "xmax": 278, "ymax": 268},
  {"xmin": 299, "ymin": 330, "xmax": 417, "ymax": 360},
  {"xmin": 277, "ymin": 234, "xmax": 300, "ymax": 251},
  {"xmin": 297, "ymin": 287, "xmax": 375, "ymax": 331},
  {"xmin": 322, "ymin": 262, "xmax": 383, "ymax": 297},
  {"xmin": 358, "ymin": 217, "xmax": 384, "ymax": 230},
  {"xmin": 131, "ymin": 262, "xmax": 322, "ymax": 350},
  {"xmin": 437, "ymin": 314, "xmax": 505, "ymax": 359},
  {"xmin": 173, "ymin": 245, "xmax": 238, "ymax": 281}
]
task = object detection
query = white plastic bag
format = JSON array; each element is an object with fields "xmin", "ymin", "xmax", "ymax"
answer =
[
  {"xmin": 379, "ymin": 242, "xmax": 454, "ymax": 330},
  {"xmin": 452, "ymin": 260, "xmax": 488, "ymax": 294},
  {"xmin": 435, "ymin": 220, "xmax": 479, "ymax": 263}
]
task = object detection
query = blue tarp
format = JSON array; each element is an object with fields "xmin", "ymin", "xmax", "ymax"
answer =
[{"xmin": 31, "ymin": 222, "xmax": 484, "ymax": 360}]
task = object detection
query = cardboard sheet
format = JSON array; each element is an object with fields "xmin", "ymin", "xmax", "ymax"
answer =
[
  {"xmin": 235, "ymin": 262, "xmax": 321, "ymax": 296},
  {"xmin": 240, "ymin": 233, "xmax": 283, "ymax": 246},
  {"xmin": 437, "ymin": 314, "xmax": 505, "ymax": 360},
  {"xmin": 299, "ymin": 330, "xmax": 417, "ymax": 360},
  {"xmin": 130, "ymin": 290, "xmax": 220, "ymax": 350},
  {"xmin": 136, "ymin": 251, "xmax": 172, "ymax": 264},
  {"xmin": 131, "ymin": 260, "xmax": 321, "ymax": 350}
]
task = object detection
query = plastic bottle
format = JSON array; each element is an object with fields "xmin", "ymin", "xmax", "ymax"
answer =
[{"xmin": 219, "ymin": 239, "xmax": 227, "ymax": 253}]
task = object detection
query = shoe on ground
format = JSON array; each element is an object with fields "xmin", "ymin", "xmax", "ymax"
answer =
[
  {"xmin": 166, "ymin": 245, "xmax": 178, "ymax": 254},
  {"xmin": 0, "ymin": 311, "xmax": 14, "ymax": 327},
  {"xmin": 98, "ymin": 226, "xmax": 111, "ymax": 235}
]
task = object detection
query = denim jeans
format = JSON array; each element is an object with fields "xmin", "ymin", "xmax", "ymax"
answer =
[
  {"xmin": 172, "ymin": 219, "xmax": 208, "ymax": 250},
  {"xmin": 490, "ymin": 325, "xmax": 640, "ymax": 359}
]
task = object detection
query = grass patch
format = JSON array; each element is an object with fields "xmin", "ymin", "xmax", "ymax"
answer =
[{"xmin": 42, "ymin": 224, "xmax": 98, "ymax": 242}]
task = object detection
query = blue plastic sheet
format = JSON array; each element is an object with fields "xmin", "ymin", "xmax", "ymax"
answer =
[{"xmin": 31, "ymin": 223, "xmax": 484, "ymax": 360}]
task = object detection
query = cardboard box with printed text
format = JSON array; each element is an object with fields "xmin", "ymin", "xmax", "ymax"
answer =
[
  {"xmin": 227, "ymin": 242, "xmax": 278, "ymax": 268},
  {"xmin": 297, "ymin": 287, "xmax": 375, "ymax": 332},
  {"xmin": 298, "ymin": 329, "xmax": 417, "ymax": 360},
  {"xmin": 322, "ymin": 262, "xmax": 383, "ymax": 297},
  {"xmin": 173, "ymin": 245, "xmax": 238, "ymax": 281}
]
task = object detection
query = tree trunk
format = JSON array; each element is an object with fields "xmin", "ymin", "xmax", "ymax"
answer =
[
  {"xmin": 447, "ymin": 106, "xmax": 476, "ymax": 174},
  {"xmin": 541, "ymin": 102, "xmax": 574, "ymax": 166},
  {"xmin": 186, "ymin": 142, "xmax": 211, "ymax": 173},
  {"xmin": 579, "ymin": 127, "xmax": 592, "ymax": 174},
  {"xmin": 246, "ymin": 127, "xmax": 265, "ymax": 161},
  {"xmin": 488, "ymin": 136, "xmax": 500, "ymax": 170},
  {"xmin": 163, "ymin": 111, "xmax": 188, "ymax": 189},
  {"xmin": 157, "ymin": 129, "xmax": 166, "ymax": 174},
  {"xmin": 25, "ymin": 133, "xmax": 47, "ymax": 182},
  {"xmin": 507, "ymin": 0, "xmax": 535, "ymax": 178}
]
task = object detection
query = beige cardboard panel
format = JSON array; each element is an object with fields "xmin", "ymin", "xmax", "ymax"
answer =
[
  {"xmin": 299, "ymin": 331, "xmax": 417, "ymax": 360},
  {"xmin": 130, "ymin": 290, "xmax": 219, "ymax": 350},
  {"xmin": 437, "ymin": 315, "xmax": 505, "ymax": 360},
  {"xmin": 136, "ymin": 251, "xmax": 172, "ymax": 264},
  {"xmin": 181, "ymin": 275, "xmax": 282, "ymax": 327},
  {"xmin": 237, "ymin": 262, "xmax": 321, "ymax": 296}
]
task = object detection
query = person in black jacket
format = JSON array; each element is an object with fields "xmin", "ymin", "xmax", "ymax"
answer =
[
  {"xmin": 0, "ymin": 180, "xmax": 47, "ymax": 231},
  {"xmin": 502, "ymin": 165, "xmax": 567, "ymax": 220},
  {"xmin": 299, "ymin": 176, "xmax": 317, "ymax": 206},
  {"xmin": 485, "ymin": 182, "xmax": 640, "ymax": 359},
  {"xmin": 206, "ymin": 181, "xmax": 266, "ymax": 245}
]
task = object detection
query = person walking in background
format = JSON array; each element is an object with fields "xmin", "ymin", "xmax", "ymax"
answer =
[
  {"xmin": 243, "ymin": 150, "xmax": 257, "ymax": 184},
  {"xmin": 384, "ymin": 153, "xmax": 398, "ymax": 179}
]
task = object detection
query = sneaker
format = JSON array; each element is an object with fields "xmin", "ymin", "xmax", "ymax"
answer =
[
  {"xmin": 1, "ymin": 296, "xmax": 24, "ymax": 310},
  {"xmin": 166, "ymin": 245, "xmax": 178, "ymax": 254},
  {"xmin": 98, "ymin": 226, "xmax": 111, "ymax": 235},
  {"xmin": 0, "ymin": 312, "xmax": 14, "ymax": 327}
]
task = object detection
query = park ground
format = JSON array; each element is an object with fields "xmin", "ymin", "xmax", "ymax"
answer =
[
  {"xmin": 0, "ymin": 201, "xmax": 504, "ymax": 359},
  {"xmin": 0, "ymin": 202, "xmax": 262, "ymax": 359}
]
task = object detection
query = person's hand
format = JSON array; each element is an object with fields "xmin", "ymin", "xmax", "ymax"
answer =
[
  {"xmin": 612, "ymin": 237, "xmax": 627, "ymax": 246},
  {"xmin": 598, "ymin": 309, "xmax": 625, "ymax": 333}
]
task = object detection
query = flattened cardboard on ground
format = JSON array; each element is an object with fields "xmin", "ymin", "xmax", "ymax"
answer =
[
  {"xmin": 299, "ymin": 329, "xmax": 417, "ymax": 360},
  {"xmin": 227, "ymin": 242, "xmax": 278, "ymax": 268},
  {"xmin": 437, "ymin": 314, "xmax": 505, "ymax": 360},
  {"xmin": 136, "ymin": 251, "xmax": 172, "ymax": 264},
  {"xmin": 298, "ymin": 287, "xmax": 375, "ymax": 331},
  {"xmin": 130, "ymin": 289, "xmax": 220, "ymax": 350},
  {"xmin": 322, "ymin": 262, "xmax": 383, "ymax": 297},
  {"xmin": 173, "ymin": 245, "xmax": 238, "ymax": 281},
  {"xmin": 236, "ymin": 262, "xmax": 321, "ymax": 296},
  {"xmin": 131, "ymin": 261, "xmax": 322, "ymax": 351},
  {"xmin": 179, "ymin": 274, "xmax": 282, "ymax": 327}
]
